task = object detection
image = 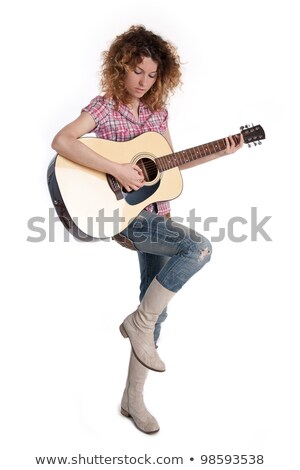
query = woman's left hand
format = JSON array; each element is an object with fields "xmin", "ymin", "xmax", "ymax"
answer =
[{"xmin": 224, "ymin": 134, "xmax": 244, "ymax": 155}]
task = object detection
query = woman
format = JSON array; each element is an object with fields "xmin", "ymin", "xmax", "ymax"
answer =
[{"xmin": 51, "ymin": 25, "xmax": 243, "ymax": 434}]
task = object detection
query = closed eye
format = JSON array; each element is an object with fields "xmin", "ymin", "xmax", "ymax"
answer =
[{"xmin": 134, "ymin": 68, "xmax": 157, "ymax": 79}]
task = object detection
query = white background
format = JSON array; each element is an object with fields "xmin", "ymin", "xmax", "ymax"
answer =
[{"xmin": 1, "ymin": 0, "xmax": 299, "ymax": 468}]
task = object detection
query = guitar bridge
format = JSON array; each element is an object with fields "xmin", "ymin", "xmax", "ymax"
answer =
[{"xmin": 106, "ymin": 174, "xmax": 124, "ymax": 200}]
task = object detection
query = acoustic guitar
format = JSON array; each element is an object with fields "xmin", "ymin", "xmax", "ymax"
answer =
[{"xmin": 47, "ymin": 125, "xmax": 265, "ymax": 241}]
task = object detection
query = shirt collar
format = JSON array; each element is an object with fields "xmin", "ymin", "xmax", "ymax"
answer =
[{"xmin": 105, "ymin": 96, "xmax": 152, "ymax": 124}]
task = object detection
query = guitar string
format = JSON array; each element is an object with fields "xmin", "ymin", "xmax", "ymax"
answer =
[
  {"xmin": 133, "ymin": 131, "xmax": 260, "ymax": 177},
  {"xmin": 134, "ymin": 131, "xmax": 261, "ymax": 173},
  {"xmin": 138, "ymin": 141, "xmax": 227, "ymax": 171}
]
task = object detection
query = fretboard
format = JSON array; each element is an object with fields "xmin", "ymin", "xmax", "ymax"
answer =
[{"xmin": 156, "ymin": 134, "xmax": 239, "ymax": 171}]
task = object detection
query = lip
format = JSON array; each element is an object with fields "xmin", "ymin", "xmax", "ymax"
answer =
[{"xmin": 135, "ymin": 88, "xmax": 146, "ymax": 93}]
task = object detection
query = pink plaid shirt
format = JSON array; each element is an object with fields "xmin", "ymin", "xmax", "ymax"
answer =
[{"xmin": 82, "ymin": 95, "xmax": 171, "ymax": 215}]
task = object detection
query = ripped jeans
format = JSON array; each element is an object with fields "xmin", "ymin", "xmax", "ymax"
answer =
[{"xmin": 120, "ymin": 210, "xmax": 212, "ymax": 345}]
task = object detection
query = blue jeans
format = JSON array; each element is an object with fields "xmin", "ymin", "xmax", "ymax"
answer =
[{"xmin": 121, "ymin": 210, "xmax": 212, "ymax": 345}]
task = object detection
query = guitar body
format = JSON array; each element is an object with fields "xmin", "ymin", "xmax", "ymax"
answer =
[{"xmin": 47, "ymin": 132, "xmax": 183, "ymax": 240}]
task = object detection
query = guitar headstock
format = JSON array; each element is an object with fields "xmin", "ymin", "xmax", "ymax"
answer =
[{"xmin": 240, "ymin": 124, "xmax": 265, "ymax": 147}]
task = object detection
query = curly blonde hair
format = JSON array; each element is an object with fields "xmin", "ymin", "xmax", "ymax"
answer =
[{"xmin": 100, "ymin": 25, "xmax": 182, "ymax": 111}]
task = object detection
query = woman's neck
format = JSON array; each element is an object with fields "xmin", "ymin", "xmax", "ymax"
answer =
[
  {"xmin": 128, "ymin": 98, "xmax": 140, "ymax": 110},
  {"xmin": 126, "ymin": 98, "xmax": 140, "ymax": 120}
]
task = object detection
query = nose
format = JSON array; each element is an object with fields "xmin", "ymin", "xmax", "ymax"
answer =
[{"xmin": 139, "ymin": 74, "xmax": 147, "ymax": 87}]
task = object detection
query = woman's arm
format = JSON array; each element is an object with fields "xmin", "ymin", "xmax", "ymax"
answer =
[{"xmin": 51, "ymin": 112, "xmax": 144, "ymax": 191}]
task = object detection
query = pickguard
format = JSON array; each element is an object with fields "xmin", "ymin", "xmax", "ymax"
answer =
[{"xmin": 123, "ymin": 180, "xmax": 161, "ymax": 205}]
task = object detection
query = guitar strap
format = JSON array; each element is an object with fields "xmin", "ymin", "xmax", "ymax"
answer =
[{"xmin": 113, "ymin": 233, "xmax": 137, "ymax": 251}]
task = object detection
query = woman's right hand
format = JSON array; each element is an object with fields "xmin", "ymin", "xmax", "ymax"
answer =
[{"xmin": 113, "ymin": 163, "xmax": 145, "ymax": 192}]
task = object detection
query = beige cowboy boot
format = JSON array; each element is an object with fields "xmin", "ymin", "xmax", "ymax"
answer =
[
  {"xmin": 119, "ymin": 277, "xmax": 175, "ymax": 372},
  {"xmin": 121, "ymin": 350, "xmax": 159, "ymax": 433}
]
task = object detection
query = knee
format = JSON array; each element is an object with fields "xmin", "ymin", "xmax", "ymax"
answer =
[
  {"xmin": 188, "ymin": 237, "xmax": 212, "ymax": 264},
  {"xmin": 198, "ymin": 239, "xmax": 212, "ymax": 263}
]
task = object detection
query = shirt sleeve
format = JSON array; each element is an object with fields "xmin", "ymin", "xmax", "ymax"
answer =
[
  {"xmin": 157, "ymin": 108, "xmax": 168, "ymax": 134},
  {"xmin": 81, "ymin": 96, "xmax": 109, "ymax": 131}
]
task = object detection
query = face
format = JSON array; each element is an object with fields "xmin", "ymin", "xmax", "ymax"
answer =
[{"xmin": 124, "ymin": 56, "xmax": 158, "ymax": 101}]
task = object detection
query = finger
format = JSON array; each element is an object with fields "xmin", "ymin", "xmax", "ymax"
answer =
[
  {"xmin": 233, "ymin": 135, "xmax": 244, "ymax": 152},
  {"xmin": 238, "ymin": 133, "xmax": 244, "ymax": 147},
  {"xmin": 228, "ymin": 135, "xmax": 235, "ymax": 147},
  {"xmin": 224, "ymin": 137, "xmax": 231, "ymax": 154},
  {"xmin": 132, "ymin": 165, "xmax": 143, "ymax": 176},
  {"xmin": 138, "ymin": 177, "xmax": 145, "ymax": 185},
  {"xmin": 131, "ymin": 180, "xmax": 143, "ymax": 189}
]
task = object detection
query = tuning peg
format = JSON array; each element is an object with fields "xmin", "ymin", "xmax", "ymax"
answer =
[
  {"xmin": 240, "ymin": 126, "xmax": 245, "ymax": 130},
  {"xmin": 254, "ymin": 142, "xmax": 257, "ymax": 146},
  {"xmin": 258, "ymin": 141, "xmax": 262, "ymax": 145},
  {"xmin": 248, "ymin": 143, "xmax": 252, "ymax": 148}
]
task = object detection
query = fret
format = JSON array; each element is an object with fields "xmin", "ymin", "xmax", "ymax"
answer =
[
  {"xmin": 171, "ymin": 153, "xmax": 178, "ymax": 167},
  {"xmin": 213, "ymin": 140, "xmax": 221, "ymax": 152},
  {"xmin": 157, "ymin": 156, "xmax": 166, "ymax": 171},
  {"xmin": 190, "ymin": 148, "xmax": 195, "ymax": 159},
  {"xmin": 196, "ymin": 146, "xmax": 204, "ymax": 159},
  {"xmin": 193, "ymin": 147, "xmax": 200, "ymax": 159},
  {"xmin": 187, "ymin": 148, "xmax": 194, "ymax": 161},
  {"xmin": 215, "ymin": 139, "xmax": 222, "ymax": 152},
  {"xmin": 157, "ymin": 157, "xmax": 163, "ymax": 171},
  {"xmin": 161, "ymin": 156, "xmax": 168, "ymax": 170},
  {"xmin": 178, "ymin": 151, "xmax": 185, "ymax": 166},
  {"xmin": 203, "ymin": 145, "xmax": 209, "ymax": 156},
  {"xmin": 182, "ymin": 150, "xmax": 188, "ymax": 163},
  {"xmin": 173, "ymin": 152, "xmax": 180, "ymax": 167}
]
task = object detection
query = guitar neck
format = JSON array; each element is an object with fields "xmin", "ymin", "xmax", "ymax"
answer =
[{"xmin": 155, "ymin": 134, "xmax": 240, "ymax": 171}]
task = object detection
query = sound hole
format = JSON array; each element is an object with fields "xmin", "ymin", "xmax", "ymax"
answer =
[{"xmin": 137, "ymin": 158, "xmax": 158, "ymax": 183}]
